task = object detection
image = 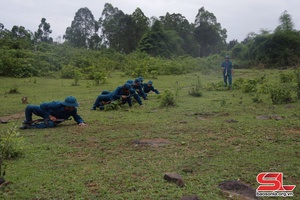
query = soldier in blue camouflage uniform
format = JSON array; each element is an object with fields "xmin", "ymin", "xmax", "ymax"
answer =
[
  {"xmin": 221, "ymin": 55, "xmax": 233, "ymax": 89},
  {"xmin": 20, "ymin": 96, "xmax": 86, "ymax": 129}
]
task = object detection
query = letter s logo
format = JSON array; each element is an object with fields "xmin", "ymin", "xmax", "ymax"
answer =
[{"xmin": 257, "ymin": 172, "xmax": 296, "ymax": 192}]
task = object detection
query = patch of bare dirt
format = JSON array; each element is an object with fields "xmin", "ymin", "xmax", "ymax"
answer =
[
  {"xmin": 132, "ymin": 138, "xmax": 170, "ymax": 147},
  {"xmin": 85, "ymin": 180, "xmax": 99, "ymax": 194},
  {"xmin": 285, "ymin": 128, "xmax": 300, "ymax": 135},
  {"xmin": 0, "ymin": 112, "xmax": 24, "ymax": 123},
  {"xmin": 256, "ymin": 115, "xmax": 283, "ymax": 120},
  {"xmin": 218, "ymin": 180, "xmax": 259, "ymax": 200},
  {"xmin": 68, "ymin": 138, "xmax": 100, "ymax": 149}
]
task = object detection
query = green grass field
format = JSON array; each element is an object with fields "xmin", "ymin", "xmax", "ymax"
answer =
[{"xmin": 0, "ymin": 69, "xmax": 299, "ymax": 199}]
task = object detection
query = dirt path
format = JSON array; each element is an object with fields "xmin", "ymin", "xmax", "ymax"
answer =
[{"xmin": 0, "ymin": 112, "xmax": 24, "ymax": 123}]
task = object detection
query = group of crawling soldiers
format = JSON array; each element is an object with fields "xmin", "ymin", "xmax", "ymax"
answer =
[
  {"xmin": 91, "ymin": 77, "xmax": 160, "ymax": 110},
  {"xmin": 19, "ymin": 77, "xmax": 159, "ymax": 129}
]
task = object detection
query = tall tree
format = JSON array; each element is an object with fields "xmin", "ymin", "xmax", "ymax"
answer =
[
  {"xmin": 241, "ymin": 10, "xmax": 300, "ymax": 67},
  {"xmin": 64, "ymin": 7, "xmax": 99, "ymax": 48},
  {"xmin": 275, "ymin": 10, "xmax": 294, "ymax": 32},
  {"xmin": 194, "ymin": 7, "xmax": 227, "ymax": 57},
  {"xmin": 160, "ymin": 13, "xmax": 197, "ymax": 56},
  {"xmin": 10, "ymin": 25, "xmax": 33, "ymax": 49},
  {"xmin": 35, "ymin": 18, "xmax": 52, "ymax": 43},
  {"xmin": 88, "ymin": 33, "xmax": 101, "ymax": 50},
  {"xmin": 99, "ymin": 4, "xmax": 149, "ymax": 53},
  {"xmin": 138, "ymin": 20, "xmax": 182, "ymax": 58},
  {"xmin": 99, "ymin": 3, "xmax": 124, "ymax": 49},
  {"xmin": 246, "ymin": 31, "xmax": 300, "ymax": 67},
  {"xmin": 227, "ymin": 39, "xmax": 238, "ymax": 50},
  {"xmin": 118, "ymin": 14, "xmax": 136, "ymax": 53},
  {"xmin": 0, "ymin": 23, "xmax": 5, "ymax": 39},
  {"xmin": 0, "ymin": 23, "xmax": 4, "ymax": 31},
  {"xmin": 130, "ymin": 8, "xmax": 150, "ymax": 52},
  {"xmin": 241, "ymin": 32, "xmax": 257, "ymax": 44},
  {"xmin": 115, "ymin": 8, "xmax": 150, "ymax": 54}
]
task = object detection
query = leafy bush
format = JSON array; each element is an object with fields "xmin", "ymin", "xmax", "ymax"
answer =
[
  {"xmin": 104, "ymin": 100, "xmax": 121, "ymax": 111},
  {"xmin": 241, "ymin": 79, "xmax": 258, "ymax": 93},
  {"xmin": 234, "ymin": 75, "xmax": 267, "ymax": 93},
  {"xmin": 232, "ymin": 77, "xmax": 245, "ymax": 90},
  {"xmin": 204, "ymin": 81, "xmax": 226, "ymax": 91},
  {"xmin": 160, "ymin": 90, "xmax": 177, "ymax": 107},
  {"xmin": 0, "ymin": 126, "xmax": 24, "ymax": 159},
  {"xmin": 150, "ymin": 70, "xmax": 158, "ymax": 79},
  {"xmin": 258, "ymin": 82, "xmax": 272, "ymax": 94},
  {"xmin": 199, "ymin": 55, "xmax": 222, "ymax": 74},
  {"xmin": 0, "ymin": 49, "xmax": 37, "ymax": 77},
  {"xmin": 252, "ymin": 94, "xmax": 263, "ymax": 103},
  {"xmin": 279, "ymin": 72, "xmax": 294, "ymax": 83},
  {"xmin": 270, "ymin": 84, "xmax": 295, "ymax": 104},
  {"xmin": 189, "ymin": 76, "xmax": 203, "ymax": 97},
  {"xmin": 294, "ymin": 67, "xmax": 300, "ymax": 99},
  {"xmin": 189, "ymin": 88, "xmax": 203, "ymax": 97},
  {"xmin": 257, "ymin": 73, "xmax": 267, "ymax": 84},
  {"xmin": 161, "ymin": 61, "xmax": 184, "ymax": 75},
  {"xmin": 71, "ymin": 70, "xmax": 83, "ymax": 86},
  {"xmin": 61, "ymin": 64, "xmax": 77, "ymax": 78},
  {"xmin": 8, "ymin": 85, "xmax": 19, "ymax": 94},
  {"xmin": 93, "ymin": 72, "xmax": 107, "ymax": 85}
]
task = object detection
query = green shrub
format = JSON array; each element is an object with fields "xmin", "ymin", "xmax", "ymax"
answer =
[
  {"xmin": 294, "ymin": 68, "xmax": 300, "ymax": 99},
  {"xmin": 61, "ymin": 65, "xmax": 80, "ymax": 79},
  {"xmin": 150, "ymin": 70, "xmax": 158, "ymax": 79},
  {"xmin": 93, "ymin": 72, "xmax": 106, "ymax": 85},
  {"xmin": 131, "ymin": 67, "xmax": 148, "ymax": 78},
  {"xmin": 241, "ymin": 79, "xmax": 258, "ymax": 93},
  {"xmin": 257, "ymin": 73, "xmax": 267, "ymax": 84},
  {"xmin": 270, "ymin": 84, "xmax": 295, "ymax": 104},
  {"xmin": 160, "ymin": 90, "xmax": 177, "ymax": 107},
  {"xmin": 279, "ymin": 72, "xmax": 294, "ymax": 83},
  {"xmin": 189, "ymin": 76, "xmax": 203, "ymax": 97},
  {"xmin": 232, "ymin": 77, "xmax": 245, "ymax": 90},
  {"xmin": 189, "ymin": 88, "xmax": 203, "ymax": 97},
  {"xmin": 0, "ymin": 126, "xmax": 24, "ymax": 159},
  {"xmin": 71, "ymin": 70, "xmax": 83, "ymax": 86},
  {"xmin": 220, "ymin": 99, "xmax": 226, "ymax": 106},
  {"xmin": 204, "ymin": 81, "xmax": 226, "ymax": 91},
  {"xmin": 161, "ymin": 61, "xmax": 184, "ymax": 75},
  {"xmin": 8, "ymin": 85, "xmax": 19, "ymax": 94},
  {"xmin": 258, "ymin": 82, "xmax": 272, "ymax": 94},
  {"xmin": 104, "ymin": 100, "xmax": 121, "ymax": 111},
  {"xmin": 252, "ymin": 94, "xmax": 263, "ymax": 103}
]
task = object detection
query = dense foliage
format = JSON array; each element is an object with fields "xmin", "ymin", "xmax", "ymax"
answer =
[
  {"xmin": 0, "ymin": 6, "xmax": 299, "ymax": 77},
  {"xmin": 231, "ymin": 10, "xmax": 300, "ymax": 68}
]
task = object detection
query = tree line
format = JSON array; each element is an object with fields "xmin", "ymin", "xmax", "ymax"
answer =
[
  {"xmin": 0, "ymin": 3, "xmax": 300, "ymax": 78},
  {"xmin": 64, "ymin": 4, "xmax": 228, "ymax": 58}
]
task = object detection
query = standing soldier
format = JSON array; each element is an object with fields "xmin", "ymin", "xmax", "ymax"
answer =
[{"xmin": 221, "ymin": 55, "xmax": 233, "ymax": 90}]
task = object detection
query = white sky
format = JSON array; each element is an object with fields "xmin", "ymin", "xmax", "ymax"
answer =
[{"xmin": 0, "ymin": 0, "xmax": 299, "ymax": 42}]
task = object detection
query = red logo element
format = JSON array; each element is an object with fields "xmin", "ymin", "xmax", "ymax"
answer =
[{"xmin": 257, "ymin": 172, "xmax": 296, "ymax": 191}]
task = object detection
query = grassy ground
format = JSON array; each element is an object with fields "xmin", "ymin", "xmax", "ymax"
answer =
[{"xmin": 0, "ymin": 69, "xmax": 299, "ymax": 199}]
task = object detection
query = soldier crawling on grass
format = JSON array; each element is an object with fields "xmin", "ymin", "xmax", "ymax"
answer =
[
  {"xmin": 126, "ymin": 79, "xmax": 147, "ymax": 100},
  {"xmin": 20, "ymin": 96, "xmax": 86, "ymax": 129},
  {"xmin": 91, "ymin": 83, "xmax": 143, "ymax": 110},
  {"xmin": 143, "ymin": 80, "xmax": 160, "ymax": 97},
  {"xmin": 132, "ymin": 78, "xmax": 147, "ymax": 100},
  {"xmin": 90, "ymin": 90, "xmax": 112, "ymax": 110}
]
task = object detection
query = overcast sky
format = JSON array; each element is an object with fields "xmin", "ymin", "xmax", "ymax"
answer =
[{"xmin": 1, "ymin": 0, "xmax": 299, "ymax": 42}]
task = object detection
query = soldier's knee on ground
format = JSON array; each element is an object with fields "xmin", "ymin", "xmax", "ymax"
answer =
[
  {"xmin": 46, "ymin": 120, "xmax": 56, "ymax": 128},
  {"xmin": 33, "ymin": 120, "xmax": 55, "ymax": 128}
]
